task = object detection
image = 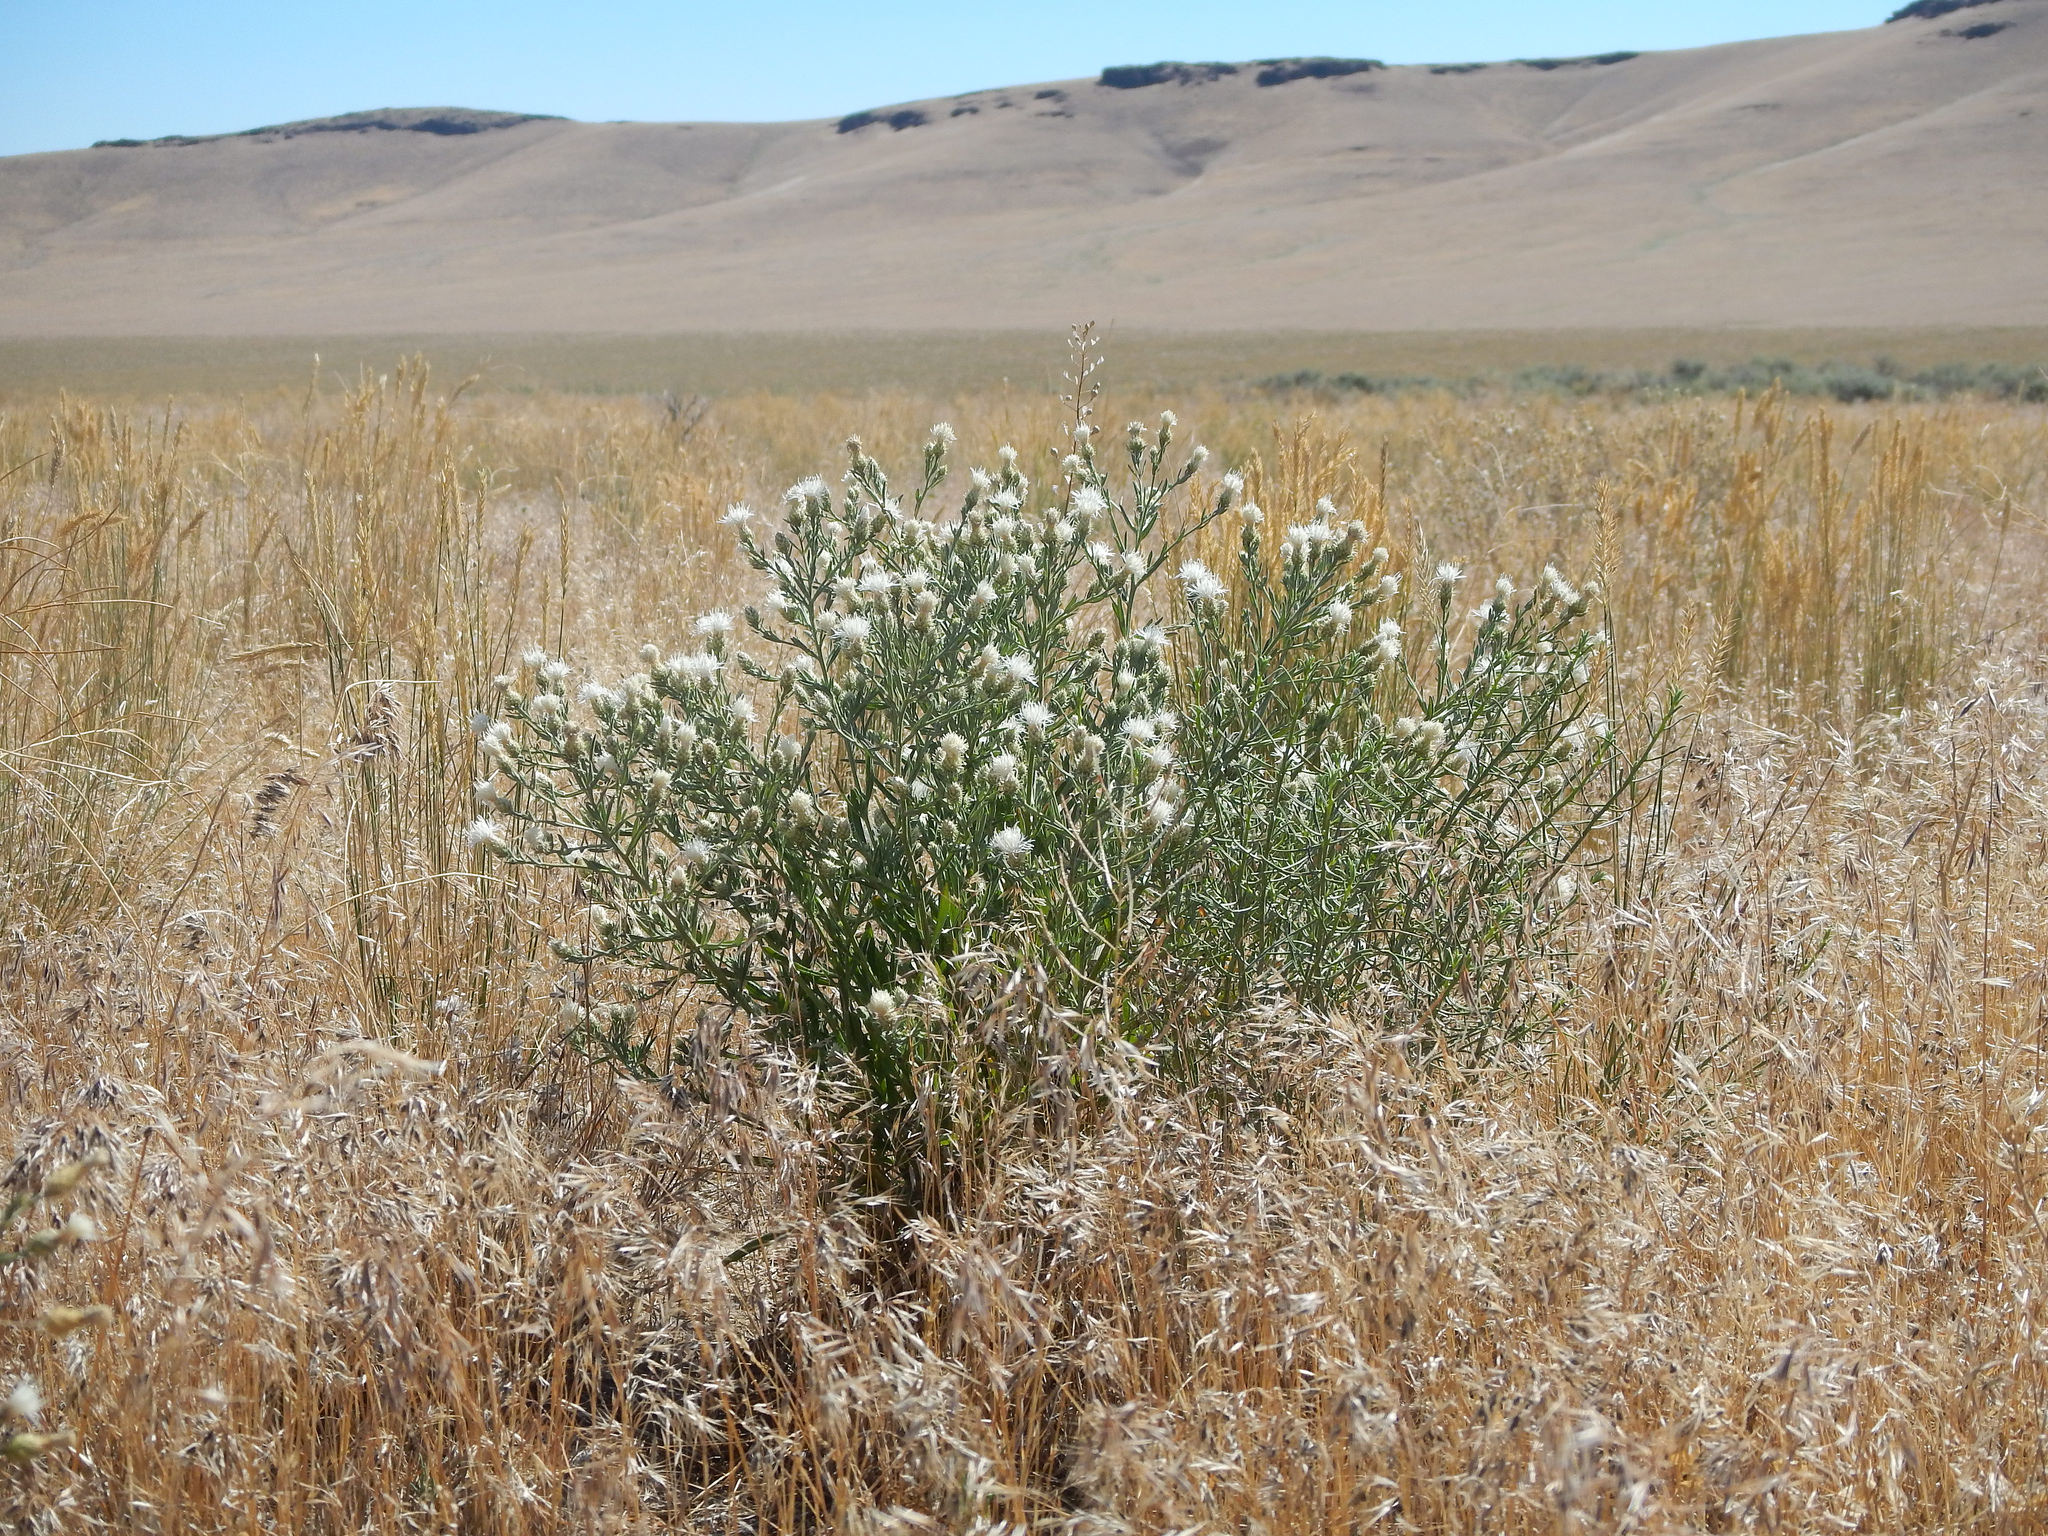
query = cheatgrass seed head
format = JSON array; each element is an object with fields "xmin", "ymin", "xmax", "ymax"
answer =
[
  {"xmin": 40, "ymin": 1148, "xmax": 109, "ymax": 1199},
  {"xmin": 37, "ymin": 1304, "xmax": 111, "ymax": 1339}
]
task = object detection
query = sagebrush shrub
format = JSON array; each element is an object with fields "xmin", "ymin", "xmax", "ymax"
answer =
[{"xmin": 470, "ymin": 399, "xmax": 1655, "ymax": 1152}]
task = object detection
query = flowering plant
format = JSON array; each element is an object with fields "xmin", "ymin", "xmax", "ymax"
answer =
[{"xmin": 468, "ymin": 391, "xmax": 1655, "ymax": 1151}]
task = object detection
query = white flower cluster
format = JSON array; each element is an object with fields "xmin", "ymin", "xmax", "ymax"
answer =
[{"xmin": 467, "ymin": 404, "xmax": 1623, "ymax": 1074}]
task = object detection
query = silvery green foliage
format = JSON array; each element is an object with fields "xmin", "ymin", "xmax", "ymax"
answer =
[
  {"xmin": 469, "ymin": 411, "xmax": 1642, "ymax": 1109},
  {"xmin": 1167, "ymin": 554, "xmax": 1651, "ymax": 1053}
]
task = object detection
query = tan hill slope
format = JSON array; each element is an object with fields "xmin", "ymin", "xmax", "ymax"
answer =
[{"xmin": 1, "ymin": 3, "xmax": 2044, "ymax": 334}]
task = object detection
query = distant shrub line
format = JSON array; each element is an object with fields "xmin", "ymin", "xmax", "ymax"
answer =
[
  {"xmin": 1098, "ymin": 62, "xmax": 1240, "ymax": 89},
  {"xmin": 837, "ymin": 108, "xmax": 929, "ymax": 134},
  {"xmin": 1887, "ymin": 0, "xmax": 2008, "ymax": 21},
  {"xmin": 1263, "ymin": 357, "xmax": 2048, "ymax": 405}
]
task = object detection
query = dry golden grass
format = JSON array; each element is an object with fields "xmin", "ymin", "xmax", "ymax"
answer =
[{"xmin": 2, "ymin": 368, "xmax": 2047, "ymax": 1531}]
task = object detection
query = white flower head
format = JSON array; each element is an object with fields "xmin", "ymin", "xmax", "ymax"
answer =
[
  {"xmin": 930, "ymin": 421, "xmax": 957, "ymax": 447},
  {"xmin": 936, "ymin": 732, "xmax": 969, "ymax": 773},
  {"xmin": 1282, "ymin": 520, "xmax": 1338, "ymax": 565},
  {"xmin": 1434, "ymin": 562, "xmax": 1465, "ymax": 593},
  {"xmin": 868, "ymin": 987, "xmax": 900, "ymax": 1022},
  {"xmin": 998, "ymin": 652, "xmax": 1037, "ymax": 690},
  {"xmin": 985, "ymin": 752, "xmax": 1022, "ymax": 790},
  {"xmin": 727, "ymin": 694, "xmax": 756, "ymax": 724},
  {"xmin": 668, "ymin": 651, "xmax": 721, "ymax": 685},
  {"xmin": 1375, "ymin": 618, "xmax": 1404, "ymax": 665},
  {"xmin": 677, "ymin": 837, "xmax": 714, "ymax": 867},
  {"xmin": 4, "ymin": 1379, "xmax": 42, "ymax": 1424},
  {"xmin": 1325, "ymin": 598, "xmax": 1354, "ymax": 633},
  {"xmin": 832, "ymin": 614, "xmax": 873, "ymax": 653},
  {"xmin": 1178, "ymin": 559, "xmax": 1227, "ymax": 609},
  {"xmin": 463, "ymin": 817, "xmax": 508, "ymax": 853},
  {"xmin": 1015, "ymin": 701, "xmax": 1055, "ymax": 740},
  {"xmin": 720, "ymin": 504, "xmax": 756, "ymax": 528},
  {"xmin": 520, "ymin": 645, "xmax": 549, "ymax": 671},
  {"xmin": 991, "ymin": 826, "xmax": 1033, "ymax": 862},
  {"xmin": 694, "ymin": 611, "xmax": 735, "ymax": 638}
]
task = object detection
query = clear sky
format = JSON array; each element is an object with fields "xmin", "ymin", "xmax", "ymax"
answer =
[{"xmin": 2, "ymin": 1, "xmax": 1904, "ymax": 158}]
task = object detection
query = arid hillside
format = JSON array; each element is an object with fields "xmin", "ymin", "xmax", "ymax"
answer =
[{"xmin": 1, "ymin": 2, "xmax": 2045, "ymax": 332}]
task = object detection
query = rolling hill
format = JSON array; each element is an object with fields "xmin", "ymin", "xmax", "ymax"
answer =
[{"xmin": 1, "ymin": 2, "xmax": 2044, "ymax": 335}]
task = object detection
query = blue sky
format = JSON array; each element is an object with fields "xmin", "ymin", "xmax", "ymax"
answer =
[{"xmin": 2, "ymin": 1, "xmax": 1900, "ymax": 157}]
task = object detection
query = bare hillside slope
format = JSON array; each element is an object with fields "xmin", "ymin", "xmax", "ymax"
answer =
[{"xmin": 1, "ymin": 3, "xmax": 2043, "ymax": 333}]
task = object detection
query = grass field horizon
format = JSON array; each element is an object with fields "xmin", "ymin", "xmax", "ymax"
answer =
[{"xmin": 6, "ymin": 326, "xmax": 2048, "ymax": 400}]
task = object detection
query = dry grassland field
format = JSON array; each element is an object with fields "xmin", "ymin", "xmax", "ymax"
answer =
[{"xmin": 4, "ymin": 350, "xmax": 2048, "ymax": 1534}]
